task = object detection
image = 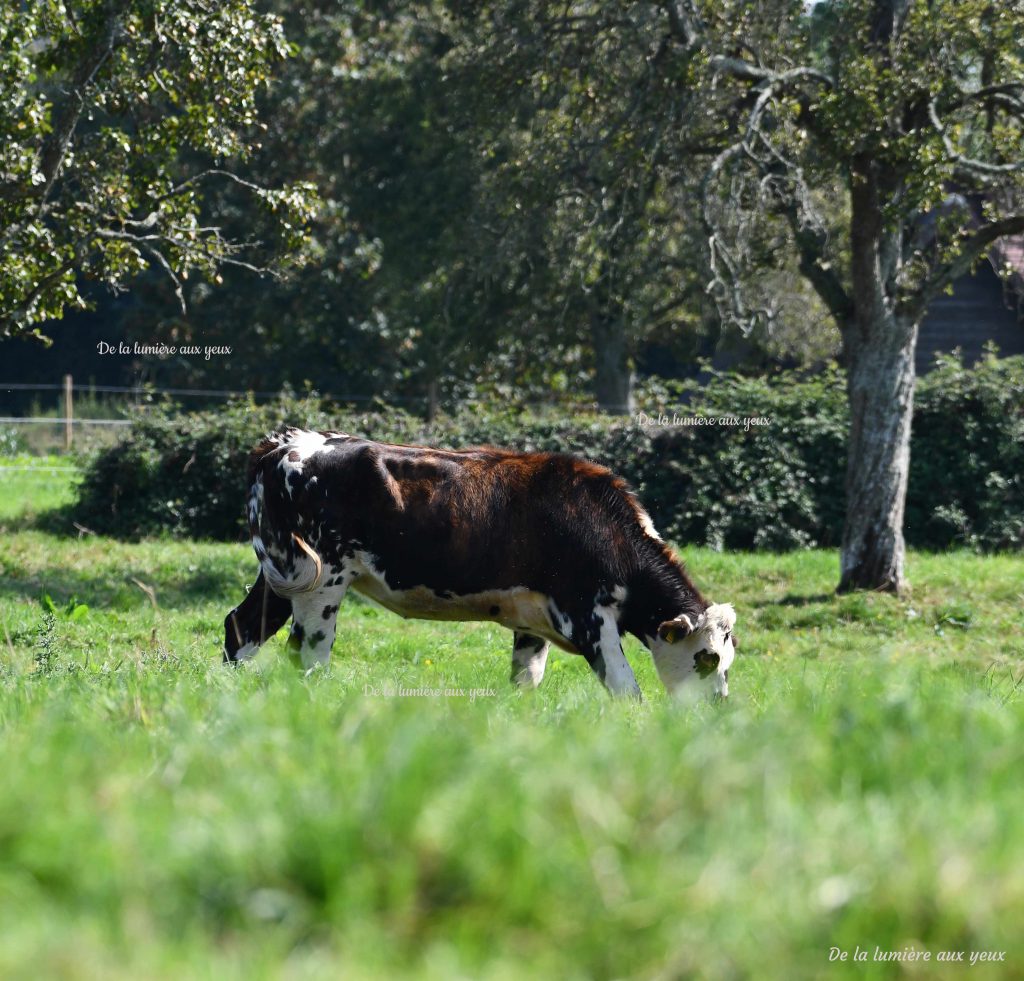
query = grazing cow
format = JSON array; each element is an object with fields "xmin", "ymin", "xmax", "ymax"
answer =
[{"xmin": 224, "ymin": 429, "xmax": 737, "ymax": 698}]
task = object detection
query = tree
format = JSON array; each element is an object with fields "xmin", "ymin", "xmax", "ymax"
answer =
[
  {"xmin": 0, "ymin": 0, "xmax": 316, "ymax": 340},
  {"xmin": 445, "ymin": 3, "xmax": 721, "ymax": 413},
  {"xmin": 64, "ymin": 1, "xmax": 510, "ymax": 410},
  {"xmin": 674, "ymin": 0, "xmax": 1024, "ymax": 592}
]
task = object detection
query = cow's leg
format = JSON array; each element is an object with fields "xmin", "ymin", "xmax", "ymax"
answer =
[
  {"xmin": 287, "ymin": 581, "xmax": 350, "ymax": 670},
  {"xmin": 510, "ymin": 631, "xmax": 550, "ymax": 689},
  {"xmin": 224, "ymin": 570, "xmax": 292, "ymax": 663},
  {"xmin": 578, "ymin": 606, "xmax": 642, "ymax": 699}
]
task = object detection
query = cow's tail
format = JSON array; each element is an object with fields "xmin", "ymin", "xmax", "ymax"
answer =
[
  {"xmin": 247, "ymin": 441, "xmax": 324, "ymax": 597},
  {"xmin": 259, "ymin": 531, "xmax": 323, "ymax": 597}
]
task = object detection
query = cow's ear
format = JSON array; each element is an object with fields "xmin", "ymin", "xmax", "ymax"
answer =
[{"xmin": 658, "ymin": 614, "xmax": 697, "ymax": 644}]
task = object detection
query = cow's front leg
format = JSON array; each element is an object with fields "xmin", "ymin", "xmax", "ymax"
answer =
[
  {"xmin": 510, "ymin": 631, "xmax": 550, "ymax": 689},
  {"xmin": 224, "ymin": 570, "xmax": 292, "ymax": 663},
  {"xmin": 577, "ymin": 606, "xmax": 642, "ymax": 699},
  {"xmin": 287, "ymin": 583, "xmax": 349, "ymax": 670}
]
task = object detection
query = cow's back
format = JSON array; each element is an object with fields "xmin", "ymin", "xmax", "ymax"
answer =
[{"xmin": 249, "ymin": 431, "xmax": 647, "ymax": 608}]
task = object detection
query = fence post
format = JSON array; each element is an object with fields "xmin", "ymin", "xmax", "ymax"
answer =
[{"xmin": 63, "ymin": 374, "xmax": 73, "ymax": 452}]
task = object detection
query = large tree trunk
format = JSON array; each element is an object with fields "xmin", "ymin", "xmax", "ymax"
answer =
[
  {"xmin": 839, "ymin": 311, "xmax": 918, "ymax": 594},
  {"xmin": 839, "ymin": 157, "xmax": 918, "ymax": 594},
  {"xmin": 591, "ymin": 308, "xmax": 635, "ymax": 415}
]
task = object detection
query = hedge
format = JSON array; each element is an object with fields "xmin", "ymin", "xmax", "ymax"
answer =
[{"xmin": 69, "ymin": 354, "xmax": 1024, "ymax": 551}]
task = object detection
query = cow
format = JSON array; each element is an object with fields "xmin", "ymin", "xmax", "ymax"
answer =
[{"xmin": 224, "ymin": 428, "xmax": 737, "ymax": 699}]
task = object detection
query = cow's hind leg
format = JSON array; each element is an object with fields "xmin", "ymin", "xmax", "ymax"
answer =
[
  {"xmin": 288, "ymin": 580, "xmax": 351, "ymax": 670},
  {"xmin": 510, "ymin": 631, "xmax": 550, "ymax": 689},
  {"xmin": 224, "ymin": 571, "xmax": 292, "ymax": 663}
]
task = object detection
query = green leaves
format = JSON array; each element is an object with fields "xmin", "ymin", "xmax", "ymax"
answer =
[
  {"xmin": 39, "ymin": 592, "xmax": 89, "ymax": 622},
  {"xmin": 0, "ymin": 0, "xmax": 316, "ymax": 338}
]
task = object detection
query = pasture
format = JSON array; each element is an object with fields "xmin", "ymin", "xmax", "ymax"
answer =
[{"xmin": 1, "ymin": 460, "xmax": 1023, "ymax": 979}]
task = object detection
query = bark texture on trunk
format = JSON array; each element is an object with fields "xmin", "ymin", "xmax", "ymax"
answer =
[
  {"xmin": 839, "ymin": 313, "xmax": 918, "ymax": 594},
  {"xmin": 839, "ymin": 157, "xmax": 918, "ymax": 594},
  {"xmin": 591, "ymin": 309, "xmax": 635, "ymax": 415},
  {"xmin": 425, "ymin": 376, "xmax": 439, "ymax": 422}
]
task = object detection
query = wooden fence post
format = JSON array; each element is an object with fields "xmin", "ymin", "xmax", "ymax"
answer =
[{"xmin": 63, "ymin": 374, "xmax": 73, "ymax": 452}]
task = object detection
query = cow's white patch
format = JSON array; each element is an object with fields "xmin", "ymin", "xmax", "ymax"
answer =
[
  {"xmin": 233, "ymin": 640, "xmax": 258, "ymax": 661},
  {"xmin": 291, "ymin": 585, "xmax": 349, "ymax": 669},
  {"xmin": 247, "ymin": 478, "xmax": 261, "ymax": 526},
  {"xmin": 703, "ymin": 602, "xmax": 735, "ymax": 634},
  {"xmin": 595, "ymin": 606, "xmax": 641, "ymax": 697},
  {"xmin": 349, "ymin": 550, "xmax": 578, "ymax": 652},
  {"xmin": 511, "ymin": 635, "xmax": 549, "ymax": 689},
  {"xmin": 637, "ymin": 507, "xmax": 661, "ymax": 541},
  {"xmin": 547, "ymin": 599, "xmax": 574, "ymax": 642},
  {"xmin": 278, "ymin": 429, "xmax": 328, "ymax": 487}
]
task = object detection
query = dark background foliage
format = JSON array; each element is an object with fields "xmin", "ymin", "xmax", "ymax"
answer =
[{"xmin": 67, "ymin": 354, "xmax": 1024, "ymax": 552}]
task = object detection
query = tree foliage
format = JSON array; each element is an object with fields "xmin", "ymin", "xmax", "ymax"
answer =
[
  {"xmin": 690, "ymin": 0, "xmax": 1024, "ymax": 333},
  {"xmin": 80, "ymin": 2, "xmax": 497, "ymax": 404},
  {"xmin": 0, "ymin": 0, "xmax": 317, "ymax": 340}
]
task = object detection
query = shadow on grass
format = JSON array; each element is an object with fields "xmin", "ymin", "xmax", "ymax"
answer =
[
  {"xmin": 27, "ymin": 504, "xmax": 90, "ymax": 538},
  {"xmin": 750, "ymin": 593, "xmax": 834, "ymax": 608},
  {"xmin": 3, "ymin": 507, "xmax": 247, "ymax": 611},
  {"xmin": 0, "ymin": 560, "xmax": 245, "ymax": 612},
  {"xmin": 26, "ymin": 503, "xmax": 247, "ymax": 544}
]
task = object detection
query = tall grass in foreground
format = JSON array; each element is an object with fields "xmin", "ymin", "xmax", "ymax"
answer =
[
  {"xmin": 1, "ymin": 462, "xmax": 1023, "ymax": 978},
  {"xmin": 1, "ymin": 652, "xmax": 1022, "ymax": 980}
]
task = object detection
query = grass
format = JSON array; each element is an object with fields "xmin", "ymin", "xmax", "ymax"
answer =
[
  {"xmin": 1, "ymin": 460, "xmax": 1023, "ymax": 979},
  {"xmin": 0, "ymin": 454, "xmax": 80, "ymax": 521}
]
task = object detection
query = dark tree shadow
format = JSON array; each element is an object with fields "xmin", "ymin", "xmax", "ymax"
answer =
[{"xmin": 749, "ymin": 593, "xmax": 834, "ymax": 609}]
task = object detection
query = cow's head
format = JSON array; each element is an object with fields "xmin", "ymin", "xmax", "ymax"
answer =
[{"xmin": 648, "ymin": 602, "xmax": 737, "ymax": 697}]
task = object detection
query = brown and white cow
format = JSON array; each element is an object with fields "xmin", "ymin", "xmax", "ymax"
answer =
[{"xmin": 224, "ymin": 428, "xmax": 737, "ymax": 698}]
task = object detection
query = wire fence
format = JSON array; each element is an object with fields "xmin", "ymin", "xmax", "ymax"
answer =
[
  {"xmin": 0, "ymin": 377, "xmax": 603, "ymax": 455},
  {"xmin": 0, "ymin": 381, "xmax": 425, "ymax": 403},
  {"xmin": 0, "ymin": 378, "xmax": 149, "ymax": 455},
  {"xmin": 0, "ymin": 417, "xmax": 132, "ymax": 426},
  {"xmin": 0, "ymin": 380, "xmax": 391, "ymax": 458},
  {"xmin": 0, "ymin": 465, "xmax": 79, "ymax": 472},
  {"xmin": 0, "ymin": 377, "xmax": 397, "ymax": 456}
]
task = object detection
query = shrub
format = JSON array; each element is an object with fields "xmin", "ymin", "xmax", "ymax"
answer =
[
  {"xmin": 69, "ymin": 356, "xmax": 1024, "ymax": 551},
  {"xmin": 910, "ymin": 350, "xmax": 1024, "ymax": 551}
]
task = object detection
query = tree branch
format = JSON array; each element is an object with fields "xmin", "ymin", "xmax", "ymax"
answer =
[
  {"xmin": 779, "ymin": 198, "xmax": 854, "ymax": 326},
  {"xmin": 710, "ymin": 59, "xmax": 834, "ymax": 91},
  {"xmin": 143, "ymin": 245, "xmax": 187, "ymax": 314},
  {"xmin": 907, "ymin": 215, "xmax": 1024, "ymax": 321},
  {"xmin": 155, "ymin": 168, "xmax": 277, "ymax": 203},
  {"xmin": 660, "ymin": 0, "xmax": 704, "ymax": 50},
  {"xmin": 949, "ymin": 81, "xmax": 1024, "ymax": 110},
  {"xmin": 37, "ymin": 3, "xmax": 131, "ymax": 205},
  {"xmin": 928, "ymin": 98, "xmax": 1024, "ymax": 177},
  {"xmin": 0, "ymin": 259, "xmax": 79, "ymax": 337},
  {"xmin": 699, "ymin": 51, "xmax": 837, "ymax": 330}
]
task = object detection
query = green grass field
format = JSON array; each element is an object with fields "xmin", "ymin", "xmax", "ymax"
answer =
[{"xmin": 1, "ymin": 461, "xmax": 1023, "ymax": 979}]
